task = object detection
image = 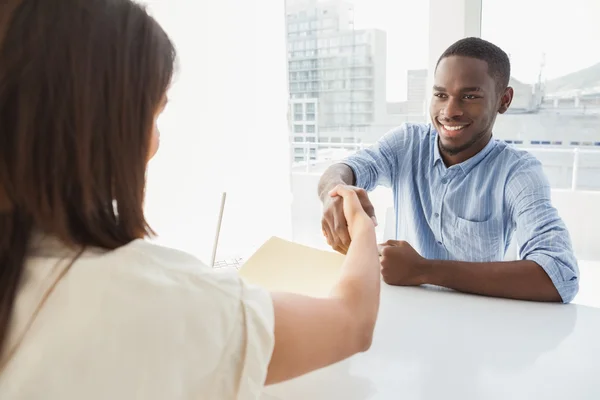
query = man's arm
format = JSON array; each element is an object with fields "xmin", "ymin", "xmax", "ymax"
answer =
[
  {"xmin": 503, "ymin": 157, "xmax": 579, "ymax": 302},
  {"xmin": 424, "ymin": 259, "xmax": 562, "ymax": 302},
  {"xmin": 317, "ymin": 164, "xmax": 355, "ymax": 203},
  {"xmin": 318, "ymin": 124, "xmax": 410, "ymax": 202},
  {"xmin": 318, "ymin": 124, "xmax": 410, "ymax": 253},
  {"xmin": 379, "ymin": 242, "xmax": 562, "ymax": 302}
]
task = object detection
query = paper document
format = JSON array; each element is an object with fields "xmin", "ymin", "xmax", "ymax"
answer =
[{"xmin": 238, "ymin": 237, "xmax": 345, "ymax": 297}]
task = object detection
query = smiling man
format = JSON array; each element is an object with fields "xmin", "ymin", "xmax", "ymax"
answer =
[{"xmin": 317, "ymin": 37, "xmax": 579, "ymax": 303}]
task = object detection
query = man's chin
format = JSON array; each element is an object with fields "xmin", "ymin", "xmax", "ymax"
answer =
[{"xmin": 438, "ymin": 136, "xmax": 471, "ymax": 156}]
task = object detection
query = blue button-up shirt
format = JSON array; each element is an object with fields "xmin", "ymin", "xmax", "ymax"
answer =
[{"xmin": 343, "ymin": 123, "xmax": 579, "ymax": 303}]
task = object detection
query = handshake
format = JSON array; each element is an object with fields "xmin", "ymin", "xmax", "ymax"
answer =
[
  {"xmin": 321, "ymin": 185, "xmax": 427, "ymax": 287},
  {"xmin": 321, "ymin": 186, "xmax": 377, "ymax": 254}
]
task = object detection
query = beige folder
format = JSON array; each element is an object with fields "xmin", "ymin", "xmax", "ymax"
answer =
[{"xmin": 238, "ymin": 237, "xmax": 345, "ymax": 297}]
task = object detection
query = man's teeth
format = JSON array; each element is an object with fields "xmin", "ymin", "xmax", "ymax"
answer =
[{"xmin": 443, "ymin": 125, "xmax": 467, "ymax": 131}]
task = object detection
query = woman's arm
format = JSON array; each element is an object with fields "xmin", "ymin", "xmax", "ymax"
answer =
[{"xmin": 265, "ymin": 185, "xmax": 380, "ymax": 385}]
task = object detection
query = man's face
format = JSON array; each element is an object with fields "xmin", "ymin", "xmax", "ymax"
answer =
[{"xmin": 430, "ymin": 56, "xmax": 512, "ymax": 158}]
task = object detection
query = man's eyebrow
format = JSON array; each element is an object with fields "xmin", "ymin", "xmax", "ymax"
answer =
[
  {"xmin": 432, "ymin": 85, "xmax": 484, "ymax": 92},
  {"xmin": 461, "ymin": 87, "xmax": 483, "ymax": 92}
]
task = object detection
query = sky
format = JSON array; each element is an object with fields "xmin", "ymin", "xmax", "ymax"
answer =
[
  {"xmin": 352, "ymin": 0, "xmax": 429, "ymax": 101},
  {"xmin": 349, "ymin": 0, "xmax": 600, "ymax": 101}
]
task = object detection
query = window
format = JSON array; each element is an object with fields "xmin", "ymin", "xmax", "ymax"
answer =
[
  {"xmin": 483, "ymin": 0, "xmax": 600, "ymax": 191},
  {"xmin": 294, "ymin": 103, "xmax": 303, "ymax": 113},
  {"xmin": 143, "ymin": 0, "xmax": 291, "ymax": 263},
  {"xmin": 341, "ymin": 36, "xmax": 354, "ymax": 46},
  {"xmin": 293, "ymin": 136, "xmax": 304, "ymax": 142},
  {"xmin": 285, "ymin": 0, "xmax": 430, "ymax": 250}
]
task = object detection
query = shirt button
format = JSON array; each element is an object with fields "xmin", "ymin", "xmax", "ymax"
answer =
[
  {"xmin": 441, "ymin": 178, "xmax": 448, "ymax": 184},
  {"xmin": 434, "ymin": 213, "xmax": 440, "ymax": 218},
  {"xmin": 437, "ymin": 241, "xmax": 443, "ymax": 245}
]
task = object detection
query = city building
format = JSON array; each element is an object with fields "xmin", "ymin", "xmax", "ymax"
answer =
[
  {"xmin": 285, "ymin": 0, "xmax": 387, "ymax": 162},
  {"xmin": 407, "ymin": 69, "xmax": 428, "ymax": 115}
]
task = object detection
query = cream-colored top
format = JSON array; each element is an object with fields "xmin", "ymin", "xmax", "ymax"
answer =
[{"xmin": 0, "ymin": 237, "xmax": 275, "ymax": 399}]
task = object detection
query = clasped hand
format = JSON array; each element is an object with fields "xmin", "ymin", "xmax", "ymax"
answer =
[{"xmin": 322, "ymin": 188, "xmax": 427, "ymax": 286}]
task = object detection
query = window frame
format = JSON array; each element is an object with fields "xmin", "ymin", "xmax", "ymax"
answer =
[{"xmin": 427, "ymin": 0, "xmax": 482, "ymax": 109}]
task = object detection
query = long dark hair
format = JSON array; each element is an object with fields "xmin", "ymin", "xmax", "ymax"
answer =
[{"xmin": 0, "ymin": 0, "xmax": 176, "ymax": 353}]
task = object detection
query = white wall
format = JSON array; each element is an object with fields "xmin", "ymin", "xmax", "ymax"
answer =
[{"xmin": 141, "ymin": 1, "xmax": 292, "ymax": 263}]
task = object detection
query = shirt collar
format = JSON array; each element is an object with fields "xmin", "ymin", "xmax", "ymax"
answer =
[{"xmin": 433, "ymin": 130, "xmax": 498, "ymax": 175}]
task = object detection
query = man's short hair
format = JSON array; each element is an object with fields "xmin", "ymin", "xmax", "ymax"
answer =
[{"xmin": 436, "ymin": 37, "xmax": 511, "ymax": 92}]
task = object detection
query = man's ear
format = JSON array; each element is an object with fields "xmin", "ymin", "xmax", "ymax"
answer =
[{"xmin": 498, "ymin": 86, "xmax": 514, "ymax": 114}]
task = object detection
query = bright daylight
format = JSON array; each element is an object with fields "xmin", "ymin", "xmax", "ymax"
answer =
[{"xmin": 0, "ymin": 0, "xmax": 598, "ymax": 399}]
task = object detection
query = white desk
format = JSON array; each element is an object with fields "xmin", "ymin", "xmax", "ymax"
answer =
[{"xmin": 263, "ymin": 261, "xmax": 600, "ymax": 400}]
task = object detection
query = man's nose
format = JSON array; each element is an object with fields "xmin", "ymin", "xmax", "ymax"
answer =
[{"xmin": 441, "ymin": 98, "xmax": 464, "ymax": 119}]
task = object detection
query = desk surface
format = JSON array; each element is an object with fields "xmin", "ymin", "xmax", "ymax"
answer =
[{"xmin": 262, "ymin": 261, "xmax": 600, "ymax": 400}]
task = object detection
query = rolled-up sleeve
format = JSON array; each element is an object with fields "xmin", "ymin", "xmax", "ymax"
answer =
[
  {"xmin": 342, "ymin": 124, "xmax": 408, "ymax": 192},
  {"xmin": 507, "ymin": 157, "xmax": 579, "ymax": 303}
]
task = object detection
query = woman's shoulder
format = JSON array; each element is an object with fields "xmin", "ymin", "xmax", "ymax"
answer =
[{"xmin": 86, "ymin": 239, "xmax": 260, "ymax": 303}]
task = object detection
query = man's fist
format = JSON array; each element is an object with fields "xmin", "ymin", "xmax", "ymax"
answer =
[{"xmin": 379, "ymin": 240, "xmax": 428, "ymax": 286}]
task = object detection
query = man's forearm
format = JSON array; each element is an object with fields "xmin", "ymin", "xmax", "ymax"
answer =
[
  {"xmin": 421, "ymin": 259, "xmax": 562, "ymax": 302},
  {"xmin": 317, "ymin": 163, "xmax": 355, "ymax": 202}
]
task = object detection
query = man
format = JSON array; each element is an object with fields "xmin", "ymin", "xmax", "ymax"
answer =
[{"xmin": 318, "ymin": 37, "xmax": 579, "ymax": 303}]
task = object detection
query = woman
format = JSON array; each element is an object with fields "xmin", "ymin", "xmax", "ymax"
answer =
[{"xmin": 0, "ymin": 0, "xmax": 381, "ymax": 399}]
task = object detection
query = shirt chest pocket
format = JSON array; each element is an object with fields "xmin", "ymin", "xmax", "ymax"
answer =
[{"xmin": 445, "ymin": 216, "xmax": 503, "ymax": 262}]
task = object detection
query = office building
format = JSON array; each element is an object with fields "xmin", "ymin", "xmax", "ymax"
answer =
[
  {"xmin": 286, "ymin": 0, "xmax": 387, "ymax": 162},
  {"xmin": 407, "ymin": 69, "xmax": 428, "ymax": 115}
]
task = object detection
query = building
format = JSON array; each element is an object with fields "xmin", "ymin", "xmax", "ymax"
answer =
[
  {"xmin": 407, "ymin": 69, "xmax": 428, "ymax": 115},
  {"xmin": 285, "ymin": 0, "xmax": 387, "ymax": 163}
]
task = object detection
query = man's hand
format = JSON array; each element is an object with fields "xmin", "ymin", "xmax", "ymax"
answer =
[
  {"xmin": 379, "ymin": 240, "xmax": 428, "ymax": 286},
  {"xmin": 321, "ymin": 186, "xmax": 376, "ymax": 254}
]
